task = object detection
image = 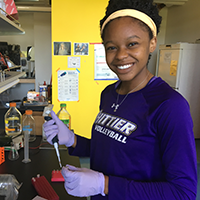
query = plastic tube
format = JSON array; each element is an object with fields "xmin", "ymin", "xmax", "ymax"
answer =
[{"xmin": 22, "ymin": 131, "xmax": 31, "ymax": 163}]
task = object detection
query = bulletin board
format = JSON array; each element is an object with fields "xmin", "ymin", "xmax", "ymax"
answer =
[{"xmin": 52, "ymin": 0, "xmax": 115, "ymax": 139}]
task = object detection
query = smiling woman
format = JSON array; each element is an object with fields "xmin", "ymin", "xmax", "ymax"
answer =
[{"xmin": 43, "ymin": 0, "xmax": 197, "ymax": 199}]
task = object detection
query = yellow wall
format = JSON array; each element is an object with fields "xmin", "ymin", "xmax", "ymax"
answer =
[{"xmin": 52, "ymin": 0, "xmax": 115, "ymax": 138}]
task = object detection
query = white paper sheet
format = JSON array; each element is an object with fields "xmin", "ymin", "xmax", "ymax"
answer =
[{"xmin": 57, "ymin": 70, "xmax": 79, "ymax": 101}]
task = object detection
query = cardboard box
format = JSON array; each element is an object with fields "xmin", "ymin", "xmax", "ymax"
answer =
[
  {"xmin": 22, "ymin": 111, "xmax": 44, "ymax": 135},
  {"xmin": 4, "ymin": 0, "xmax": 19, "ymax": 20}
]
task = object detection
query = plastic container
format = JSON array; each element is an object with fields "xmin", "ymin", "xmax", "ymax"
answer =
[
  {"xmin": 22, "ymin": 110, "xmax": 36, "ymax": 142},
  {"xmin": 0, "ymin": 147, "xmax": 5, "ymax": 165},
  {"xmin": 4, "ymin": 102, "xmax": 22, "ymax": 137},
  {"xmin": 22, "ymin": 128, "xmax": 31, "ymax": 163},
  {"xmin": 0, "ymin": 174, "xmax": 22, "ymax": 200},
  {"xmin": 39, "ymin": 81, "xmax": 47, "ymax": 100},
  {"xmin": 57, "ymin": 103, "xmax": 71, "ymax": 129}
]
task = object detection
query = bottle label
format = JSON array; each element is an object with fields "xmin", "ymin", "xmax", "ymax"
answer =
[
  {"xmin": 61, "ymin": 119, "xmax": 69, "ymax": 128},
  {"xmin": 5, "ymin": 117, "xmax": 19, "ymax": 121},
  {"xmin": 5, "ymin": 117, "xmax": 21, "ymax": 132},
  {"xmin": 23, "ymin": 125, "xmax": 32, "ymax": 131},
  {"xmin": 5, "ymin": 127, "xmax": 15, "ymax": 131},
  {"xmin": 39, "ymin": 85, "xmax": 47, "ymax": 98}
]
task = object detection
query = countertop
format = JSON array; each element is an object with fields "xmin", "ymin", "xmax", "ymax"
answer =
[{"xmin": 0, "ymin": 136, "xmax": 86, "ymax": 200}]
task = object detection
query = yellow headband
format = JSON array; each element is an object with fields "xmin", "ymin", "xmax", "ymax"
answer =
[{"xmin": 101, "ymin": 9, "xmax": 157, "ymax": 37}]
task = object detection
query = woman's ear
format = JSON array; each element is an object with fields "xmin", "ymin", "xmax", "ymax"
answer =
[{"xmin": 149, "ymin": 36, "xmax": 157, "ymax": 53}]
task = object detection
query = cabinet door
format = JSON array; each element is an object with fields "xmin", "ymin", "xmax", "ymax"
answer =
[{"xmin": 157, "ymin": 49, "xmax": 181, "ymax": 89}]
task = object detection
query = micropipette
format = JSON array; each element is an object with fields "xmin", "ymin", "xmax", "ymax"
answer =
[{"xmin": 44, "ymin": 116, "xmax": 62, "ymax": 168}]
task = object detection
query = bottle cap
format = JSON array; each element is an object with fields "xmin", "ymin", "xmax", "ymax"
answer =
[
  {"xmin": 60, "ymin": 103, "xmax": 66, "ymax": 107},
  {"xmin": 10, "ymin": 102, "xmax": 16, "ymax": 107},
  {"xmin": 25, "ymin": 110, "xmax": 33, "ymax": 115}
]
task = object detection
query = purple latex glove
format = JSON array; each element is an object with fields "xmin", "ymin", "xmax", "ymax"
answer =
[
  {"xmin": 61, "ymin": 165, "xmax": 105, "ymax": 197},
  {"xmin": 43, "ymin": 110, "xmax": 74, "ymax": 147}
]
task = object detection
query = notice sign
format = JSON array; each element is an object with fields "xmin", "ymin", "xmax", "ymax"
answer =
[
  {"xmin": 57, "ymin": 70, "xmax": 79, "ymax": 101},
  {"xmin": 94, "ymin": 44, "xmax": 118, "ymax": 80},
  {"xmin": 68, "ymin": 57, "xmax": 81, "ymax": 68}
]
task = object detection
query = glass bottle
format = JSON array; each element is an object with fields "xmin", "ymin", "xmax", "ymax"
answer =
[
  {"xmin": 22, "ymin": 110, "xmax": 36, "ymax": 142},
  {"xmin": 4, "ymin": 102, "xmax": 22, "ymax": 137},
  {"xmin": 57, "ymin": 103, "xmax": 71, "ymax": 129}
]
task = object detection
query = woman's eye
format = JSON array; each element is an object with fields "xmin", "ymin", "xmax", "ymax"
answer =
[
  {"xmin": 128, "ymin": 42, "xmax": 137, "ymax": 47},
  {"xmin": 106, "ymin": 46, "xmax": 116, "ymax": 51}
]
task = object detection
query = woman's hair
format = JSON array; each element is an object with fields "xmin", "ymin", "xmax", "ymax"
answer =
[{"xmin": 100, "ymin": 0, "xmax": 162, "ymax": 40}]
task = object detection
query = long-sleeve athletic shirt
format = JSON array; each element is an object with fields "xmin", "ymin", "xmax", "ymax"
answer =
[{"xmin": 69, "ymin": 77, "xmax": 197, "ymax": 200}]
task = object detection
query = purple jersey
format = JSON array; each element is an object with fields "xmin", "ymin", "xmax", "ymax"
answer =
[{"xmin": 69, "ymin": 77, "xmax": 197, "ymax": 200}]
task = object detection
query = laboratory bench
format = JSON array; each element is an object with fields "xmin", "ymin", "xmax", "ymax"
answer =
[
  {"xmin": 0, "ymin": 135, "xmax": 86, "ymax": 200},
  {"xmin": 0, "ymin": 133, "xmax": 199, "ymax": 200}
]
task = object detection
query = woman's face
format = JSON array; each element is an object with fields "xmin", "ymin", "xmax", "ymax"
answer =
[{"xmin": 103, "ymin": 16, "xmax": 156, "ymax": 83}]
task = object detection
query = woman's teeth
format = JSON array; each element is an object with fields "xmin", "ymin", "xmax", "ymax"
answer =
[{"xmin": 117, "ymin": 64, "xmax": 132, "ymax": 69}]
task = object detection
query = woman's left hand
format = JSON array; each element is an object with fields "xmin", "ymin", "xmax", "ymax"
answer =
[{"xmin": 61, "ymin": 165, "xmax": 105, "ymax": 197}]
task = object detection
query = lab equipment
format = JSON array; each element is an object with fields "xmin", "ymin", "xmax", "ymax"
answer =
[
  {"xmin": 22, "ymin": 110, "xmax": 36, "ymax": 142},
  {"xmin": 51, "ymin": 170, "xmax": 64, "ymax": 182},
  {"xmin": 0, "ymin": 147, "xmax": 5, "ymax": 165},
  {"xmin": 42, "ymin": 104, "xmax": 54, "ymax": 141},
  {"xmin": 22, "ymin": 110, "xmax": 35, "ymax": 163},
  {"xmin": 39, "ymin": 81, "xmax": 48, "ymax": 100},
  {"xmin": 31, "ymin": 174, "xmax": 59, "ymax": 200},
  {"xmin": 0, "ymin": 174, "xmax": 22, "ymax": 200},
  {"xmin": 8, "ymin": 142, "xmax": 19, "ymax": 161},
  {"xmin": 4, "ymin": 102, "xmax": 22, "ymax": 137},
  {"xmin": 44, "ymin": 116, "xmax": 62, "ymax": 168},
  {"xmin": 57, "ymin": 103, "xmax": 71, "ymax": 129},
  {"xmin": 22, "ymin": 128, "xmax": 31, "ymax": 163},
  {"xmin": 43, "ymin": 110, "xmax": 74, "ymax": 147}
]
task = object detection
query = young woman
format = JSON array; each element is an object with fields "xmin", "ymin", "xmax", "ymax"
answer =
[{"xmin": 43, "ymin": 0, "xmax": 197, "ymax": 199}]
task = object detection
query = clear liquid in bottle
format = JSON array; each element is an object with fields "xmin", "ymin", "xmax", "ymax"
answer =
[{"xmin": 4, "ymin": 102, "xmax": 22, "ymax": 137}]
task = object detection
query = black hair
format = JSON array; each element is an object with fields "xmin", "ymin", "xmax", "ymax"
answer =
[{"xmin": 100, "ymin": 0, "xmax": 162, "ymax": 41}]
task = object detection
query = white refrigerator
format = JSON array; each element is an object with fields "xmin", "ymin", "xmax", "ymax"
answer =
[{"xmin": 156, "ymin": 43, "xmax": 200, "ymax": 138}]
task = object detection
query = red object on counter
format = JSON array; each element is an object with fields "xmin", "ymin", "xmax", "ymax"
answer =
[
  {"xmin": 32, "ymin": 174, "xmax": 59, "ymax": 200},
  {"xmin": 51, "ymin": 170, "xmax": 65, "ymax": 182},
  {"xmin": 0, "ymin": 147, "xmax": 5, "ymax": 165}
]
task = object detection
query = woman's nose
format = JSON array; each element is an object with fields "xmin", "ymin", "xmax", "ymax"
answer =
[{"xmin": 115, "ymin": 47, "xmax": 128, "ymax": 60}]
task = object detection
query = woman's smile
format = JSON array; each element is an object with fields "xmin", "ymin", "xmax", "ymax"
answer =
[{"xmin": 117, "ymin": 63, "xmax": 133, "ymax": 70}]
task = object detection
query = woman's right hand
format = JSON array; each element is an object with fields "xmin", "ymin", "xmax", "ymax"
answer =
[{"xmin": 43, "ymin": 110, "xmax": 75, "ymax": 147}]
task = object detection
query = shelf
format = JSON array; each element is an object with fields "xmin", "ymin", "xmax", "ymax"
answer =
[
  {"xmin": 0, "ymin": 12, "xmax": 25, "ymax": 35},
  {"xmin": 19, "ymin": 78, "xmax": 35, "ymax": 84},
  {"xmin": 0, "ymin": 71, "xmax": 26, "ymax": 93}
]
